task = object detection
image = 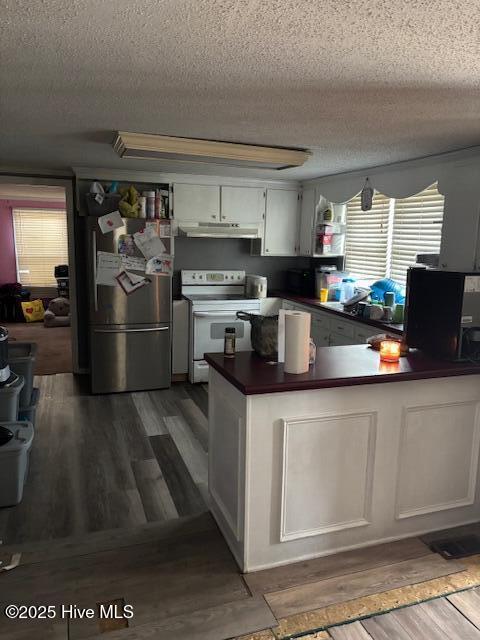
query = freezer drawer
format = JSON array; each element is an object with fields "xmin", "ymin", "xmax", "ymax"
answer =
[{"xmin": 90, "ymin": 324, "xmax": 171, "ymax": 393}]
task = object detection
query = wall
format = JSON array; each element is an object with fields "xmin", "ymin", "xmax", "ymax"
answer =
[
  {"xmin": 173, "ymin": 237, "xmax": 310, "ymax": 296},
  {"xmin": 0, "ymin": 199, "xmax": 66, "ymax": 286},
  {"xmin": 303, "ymin": 147, "xmax": 480, "ymax": 272}
]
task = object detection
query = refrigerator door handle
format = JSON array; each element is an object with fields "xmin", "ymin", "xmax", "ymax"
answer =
[
  {"xmin": 93, "ymin": 327, "xmax": 170, "ymax": 333},
  {"xmin": 92, "ymin": 230, "xmax": 98, "ymax": 312}
]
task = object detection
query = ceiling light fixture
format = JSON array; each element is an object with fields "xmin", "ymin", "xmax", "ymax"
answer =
[{"xmin": 113, "ymin": 132, "xmax": 310, "ymax": 170}]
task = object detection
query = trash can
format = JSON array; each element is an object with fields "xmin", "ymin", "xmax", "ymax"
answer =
[
  {"xmin": 0, "ymin": 422, "xmax": 34, "ymax": 506},
  {"xmin": 0, "ymin": 375, "xmax": 24, "ymax": 422},
  {"xmin": 19, "ymin": 388, "xmax": 40, "ymax": 428},
  {"xmin": 8, "ymin": 342, "xmax": 37, "ymax": 408}
]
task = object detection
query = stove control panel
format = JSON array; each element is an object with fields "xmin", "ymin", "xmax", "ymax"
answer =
[{"xmin": 181, "ymin": 270, "xmax": 245, "ymax": 285}]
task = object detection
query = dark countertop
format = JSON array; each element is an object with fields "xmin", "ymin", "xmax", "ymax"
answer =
[
  {"xmin": 205, "ymin": 347, "xmax": 480, "ymax": 395},
  {"xmin": 275, "ymin": 292, "xmax": 403, "ymax": 335}
]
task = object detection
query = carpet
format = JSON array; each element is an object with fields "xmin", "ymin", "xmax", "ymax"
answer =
[{"xmin": 3, "ymin": 321, "xmax": 72, "ymax": 375}]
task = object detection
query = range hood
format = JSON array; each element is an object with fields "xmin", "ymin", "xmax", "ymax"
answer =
[{"xmin": 178, "ymin": 222, "xmax": 260, "ymax": 239}]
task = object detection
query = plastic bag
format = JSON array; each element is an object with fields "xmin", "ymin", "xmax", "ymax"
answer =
[{"xmin": 21, "ymin": 299, "xmax": 45, "ymax": 323}]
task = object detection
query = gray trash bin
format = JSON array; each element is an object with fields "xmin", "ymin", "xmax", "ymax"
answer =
[
  {"xmin": 0, "ymin": 422, "xmax": 34, "ymax": 506},
  {"xmin": 0, "ymin": 375, "xmax": 24, "ymax": 422},
  {"xmin": 8, "ymin": 342, "xmax": 37, "ymax": 408},
  {"xmin": 19, "ymin": 388, "xmax": 40, "ymax": 427}
]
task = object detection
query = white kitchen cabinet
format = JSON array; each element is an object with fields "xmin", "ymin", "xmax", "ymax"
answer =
[
  {"xmin": 220, "ymin": 186, "xmax": 265, "ymax": 224},
  {"xmin": 173, "ymin": 183, "xmax": 220, "ymax": 223},
  {"xmin": 299, "ymin": 187, "xmax": 316, "ymax": 256},
  {"xmin": 263, "ymin": 189, "xmax": 300, "ymax": 256},
  {"xmin": 172, "ymin": 299, "xmax": 189, "ymax": 375},
  {"xmin": 354, "ymin": 326, "xmax": 378, "ymax": 344},
  {"xmin": 329, "ymin": 332, "xmax": 356, "ymax": 346},
  {"xmin": 311, "ymin": 319, "xmax": 330, "ymax": 347}
]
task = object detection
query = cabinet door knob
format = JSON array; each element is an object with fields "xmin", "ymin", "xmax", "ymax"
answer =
[{"xmin": 211, "ymin": 215, "xmax": 216, "ymax": 219}]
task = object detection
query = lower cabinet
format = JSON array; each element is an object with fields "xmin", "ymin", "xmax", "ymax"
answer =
[
  {"xmin": 172, "ymin": 300, "xmax": 189, "ymax": 375},
  {"xmin": 329, "ymin": 332, "xmax": 356, "ymax": 346},
  {"xmin": 281, "ymin": 299, "xmax": 384, "ymax": 347},
  {"xmin": 311, "ymin": 318, "xmax": 330, "ymax": 347}
]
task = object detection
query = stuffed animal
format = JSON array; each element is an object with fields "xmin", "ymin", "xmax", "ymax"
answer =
[
  {"xmin": 118, "ymin": 185, "xmax": 140, "ymax": 218},
  {"xmin": 44, "ymin": 297, "xmax": 70, "ymax": 328}
]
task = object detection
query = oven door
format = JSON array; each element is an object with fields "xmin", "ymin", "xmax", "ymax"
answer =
[{"xmin": 192, "ymin": 310, "xmax": 252, "ymax": 360}]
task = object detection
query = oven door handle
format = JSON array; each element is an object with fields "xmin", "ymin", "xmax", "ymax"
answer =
[{"xmin": 193, "ymin": 311, "xmax": 245, "ymax": 318}]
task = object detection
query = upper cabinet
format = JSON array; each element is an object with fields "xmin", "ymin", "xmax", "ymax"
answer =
[
  {"xmin": 263, "ymin": 189, "xmax": 300, "ymax": 256},
  {"xmin": 173, "ymin": 183, "xmax": 266, "ymax": 225},
  {"xmin": 220, "ymin": 186, "xmax": 265, "ymax": 224},
  {"xmin": 299, "ymin": 187, "xmax": 316, "ymax": 256},
  {"xmin": 173, "ymin": 184, "xmax": 220, "ymax": 223}
]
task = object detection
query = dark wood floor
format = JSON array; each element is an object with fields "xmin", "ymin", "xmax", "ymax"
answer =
[
  {"xmin": 1, "ymin": 374, "xmax": 479, "ymax": 640},
  {"xmin": 0, "ymin": 374, "xmax": 209, "ymax": 545}
]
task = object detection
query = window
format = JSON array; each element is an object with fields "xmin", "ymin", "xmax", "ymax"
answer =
[
  {"xmin": 13, "ymin": 209, "xmax": 68, "ymax": 287},
  {"xmin": 345, "ymin": 184, "xmax": 444, "ymax": 284}
]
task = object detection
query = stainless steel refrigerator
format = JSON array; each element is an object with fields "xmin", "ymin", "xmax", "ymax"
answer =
[{"xmin": 87, "ymin": 218, "xmax": 171, "ymax": 394}]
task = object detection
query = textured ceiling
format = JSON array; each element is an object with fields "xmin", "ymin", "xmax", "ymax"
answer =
[{"xmin": 1, "ymin": 0, "xmax": 480, "ymax": 180}]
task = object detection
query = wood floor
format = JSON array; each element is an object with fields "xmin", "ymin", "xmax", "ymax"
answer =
[
  {"xmin": 328, "ymin": 590, "xmax": 480, "ymax": 639},
  {"xmin": 0, "ymin": 374, "xmax": 209, "ymax": 545},
  {"xmin": 1, "ymin": 374, "xmax": 479, "ymax": 640}
]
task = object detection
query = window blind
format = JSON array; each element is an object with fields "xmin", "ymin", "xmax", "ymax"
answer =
[
  {"xmin": 13, "ymin": 209, "xmax": 68, "ymax": 287},
  {"xmin": 390, "ymin": 184, "xmax": 444, "ymax": 283},
  {"xmin": 344, "ymin": 193, "xmax": 390, "ymax": 279}
]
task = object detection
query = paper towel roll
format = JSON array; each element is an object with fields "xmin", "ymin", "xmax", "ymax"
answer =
[{"xmin": 284, "ymin": 311, "xmax": 311, "ymax": 374}]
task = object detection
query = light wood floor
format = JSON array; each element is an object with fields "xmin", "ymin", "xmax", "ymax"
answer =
[
  {"xmin": 0, "ymin": 374, "xmax": 209, "ymax": 545},
  {"xmin": 328, "ymin": 590, "xmax": 480, "ymax": 639}
]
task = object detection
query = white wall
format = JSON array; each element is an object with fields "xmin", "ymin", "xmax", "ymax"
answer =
[{"xmin": 302, "ymin": 147, "xmax": 480, "ymax": 271}]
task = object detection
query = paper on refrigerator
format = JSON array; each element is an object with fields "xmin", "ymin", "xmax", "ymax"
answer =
[
  {"xmin": 115, "ymin": 270, "xmax": 148, "ymax": 295},
  {"xmin": 96, "ymin": 252, "xmax": 122, "ymax": 286},
  {"xmin": 121, "ymin": 255, "xmax": 146, "ymax": 272},
  {"xmin": 145, "ymin": 254, "xmax": 173, "ymax": 276},
  {"xmin": 133, "ymin": 225, "xmax": 166, "ymax": 260},
  {"xmin": 97, "ymin": 210, "xmax": 123, "ymax": 234}
]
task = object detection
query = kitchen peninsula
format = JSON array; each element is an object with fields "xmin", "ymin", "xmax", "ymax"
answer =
[{"xmin": 206, "ymin": 347, "xmax": 480, "ymax": 572}]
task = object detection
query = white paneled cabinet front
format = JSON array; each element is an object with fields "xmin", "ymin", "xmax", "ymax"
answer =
[
  {"xmin": 208, "ymin": 368, "xmax": 480, "ymax": 572},
  {"xmin": 264, "ymin": 189, "xmax": 300, "ymax": 256},
  {"xmin": 220, "ymin": 186, "xmax": 265, "ymax": 224},
  {"xmin": 173, "ymin": 183, "xmax": 220, "ymax": 223}
]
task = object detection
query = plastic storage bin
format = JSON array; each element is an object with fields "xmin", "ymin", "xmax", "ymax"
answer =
[
  {"xmin": 0, "ymin": 375, "xmax": 24, "ymax": 422},
  {"xmin": 8, "ymin": 342, "xmax": 37, "ymax": 408},
  {"xmin": 19, "ymin": 387, "xmax": 40, "ymax": 427},
  {"xmin": 0, "ymin": 422, "xmax": 34, "ymax": 506}
]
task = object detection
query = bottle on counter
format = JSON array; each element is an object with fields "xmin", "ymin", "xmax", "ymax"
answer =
[
  {"xmin": 339, "ymin": 278, "xmax": 356, "ymax": 303},
  {"xmin": 224, "ymin": 327, "xmax": 236, "ymax": 357}
]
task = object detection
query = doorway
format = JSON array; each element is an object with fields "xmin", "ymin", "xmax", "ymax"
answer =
[{"xmin": 0, "ymin": 177, "xmax": 78, "ymax": 375}]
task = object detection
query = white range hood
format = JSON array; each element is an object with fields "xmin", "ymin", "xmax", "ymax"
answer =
[{"xmin": 178, "ymin": 222, "xmax": 260, "ymax": 239}]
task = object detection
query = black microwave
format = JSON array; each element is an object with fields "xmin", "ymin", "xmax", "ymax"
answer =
[{"xmin": 285, "ymin": 269, "xmax": 316, "ymax": 297}]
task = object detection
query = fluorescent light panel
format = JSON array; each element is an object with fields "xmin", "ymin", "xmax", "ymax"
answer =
[{"xmin": 113, "ymin": 132, "xmax": 310, "ymax": 170}]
